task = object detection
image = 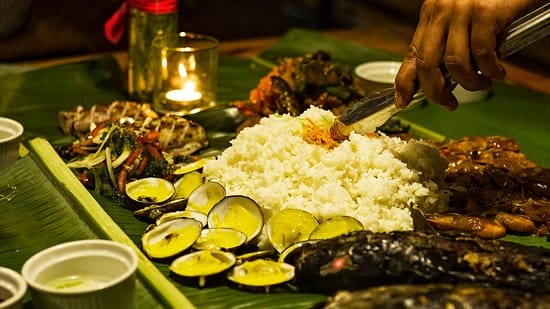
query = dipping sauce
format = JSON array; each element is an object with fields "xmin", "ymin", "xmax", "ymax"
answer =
[{"xmin": 45, "ymin": 274, "xmax": 111, "ymax": 292}]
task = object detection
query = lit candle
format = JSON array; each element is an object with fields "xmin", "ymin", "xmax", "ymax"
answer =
[
  {"xmin": 165, "ymin": 63, "xmax": 202, "ymax": 103},
  {"xmin": 165, "ymin": 80, "xmax": 202, "ymax": 102}
]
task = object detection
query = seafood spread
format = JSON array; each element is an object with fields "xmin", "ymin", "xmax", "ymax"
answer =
[
  {"xmin": 59, "ymin": 101, "xmax": 208, "ymax": 156},
  {"xmin": 230, "ymin": 51, "xmax": 548, "ymax": 239},
  {"xmin": 323, "ymin": 284, "xmax": 550, "ymax": 309},
  {"xmin": 437, "ymin": 136, "xmax": 550, "ymax": 237},
  {"xmin": 290, "ymin": 230, "xmax": 550, "ymax": 293}
]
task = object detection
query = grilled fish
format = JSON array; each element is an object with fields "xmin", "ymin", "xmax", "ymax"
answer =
[
  {"xmin": 291, "ymin": 230, "xmax": 550, "ymax": 293},
  {"xmin": 323, "ymin": 284, "xmax": 550, "ymax": 309}
]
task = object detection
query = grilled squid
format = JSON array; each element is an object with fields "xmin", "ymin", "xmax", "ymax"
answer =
[{"xmin": 59, "ymin": 101, "xmax": 208, "ymax": 156}]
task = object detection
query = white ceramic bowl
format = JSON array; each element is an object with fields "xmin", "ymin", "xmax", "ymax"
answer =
[
  {"xmin": 355, "ymin": 61, "xmax": 401, "ymax": 88},
  {"xmin": 355, "ymin": 61, "xmax": 425, "ymax": 108},
  {"xmin": 355, "ymin": 61, "xmax": 491, "ymax": 105},
  {"xmin": 0, "ymin": 267, "xmax": 27, "ymax": 309},
  {"xmin": 22, "ymin": 240, "xmax": 138, "ymax": 309},
  {"xmin": 0, "ymin": 117, "xmax": 24, "ymax": 171},
  {"xmin": 452, "ymin": 84, "xmax": 490, "ymax": 103}
]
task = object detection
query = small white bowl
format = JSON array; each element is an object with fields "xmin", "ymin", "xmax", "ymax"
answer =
[
  {"xmin": 452, "ymin": 84, "xmax": 490, "ymax": 103},
  {"xmin": 22, "ymin": 240, "xmax": 138, "ymax": 309},
  {"xmin": 355, "ymin": 61, "xmax": 402, "ymax": 87},
  {"xmin": 0, "ymin": 267, "xmax": 27, "ymax": 309},
  {"xmin": 355, "ymin": 61, "xmax": 425, "ymax": 108},
  {"xmin": 0, "ymin": 117, "xmax": 24, "ymax": 171}
]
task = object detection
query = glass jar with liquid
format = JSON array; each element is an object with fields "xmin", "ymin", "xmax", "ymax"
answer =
[{"xmin": 128, "ymin": 0, "xmax": 178, "ymax": 102}]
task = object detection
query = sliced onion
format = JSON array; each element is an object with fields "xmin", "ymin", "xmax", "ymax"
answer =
[
  {"xmin": 66, "ymin": 151, "xmax": 105, "ymax": 169},
  {"xmin": 111, "ymin": 144, "xmax": 132, "ymax": 168},
  {"xmin": 105, "ymin": 147, "xmax": 117, "ymax": 187}
]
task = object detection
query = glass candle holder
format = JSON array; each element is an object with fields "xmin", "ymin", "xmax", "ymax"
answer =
[{"xmin": 153, "ymin": 32, "xmax": 218, "ymax": 116}]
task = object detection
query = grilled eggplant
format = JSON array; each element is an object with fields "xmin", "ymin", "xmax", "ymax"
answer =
[
  {"xmin": 291, "ymin": 231, "xmax": 550, "ymax": 293},
  {"xmin": 323, "ymin": 284, "xmax": 550, "ymax": 309}
]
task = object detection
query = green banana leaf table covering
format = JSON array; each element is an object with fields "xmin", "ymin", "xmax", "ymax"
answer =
[{"xmin": 1, "ymin": 29, "xmax": 549, "ymax": 308}]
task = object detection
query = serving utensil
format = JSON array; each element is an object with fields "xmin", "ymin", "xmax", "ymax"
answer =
[{"xmin": 331, "ymin": 3, "xmax": 550, "ymax": 138}]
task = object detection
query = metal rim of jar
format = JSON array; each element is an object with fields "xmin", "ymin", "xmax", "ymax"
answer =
[{"xmin": 164, "ymin": 32, "xmax": 219, "ymax": 53}]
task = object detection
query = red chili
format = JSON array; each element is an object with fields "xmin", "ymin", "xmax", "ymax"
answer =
[
  {"xmin": 135, "ymin": 156, "xmax": 149, "ymax": 176},
  {"xmin": 126, "ymin": 147, "xmax": 144, "ymax": 165},
  {"xmin": 71, "ymin": 147, "xmax": 90, "ymax": 156},
  {"xmin": 116, "ymin": 147, "xmax": 143, "ymax": 192},
  {"xmin": 90, "ymin": 122, "xmax": 106, "ymax": 137},
  {"xmin": 117, "ymin": 166, "xmax": 130, "ymax": 192},
  {"xmin": 78, "ymin": 139, "xmax": 95, "ymax": 147},
  {"xmin": 143, "ymin": 131, "xmax": 161, "ymax": 143},
  {"xmin": 145, "ymin": 144, "xmax": 162, "ymax": 160},
  {"xmin": 150, "ymin": 140, "xmax": 167, "ymax": 152},
  {"xmin": 69, "ymin": 139, "xmax": 95, "ymax": 155}
]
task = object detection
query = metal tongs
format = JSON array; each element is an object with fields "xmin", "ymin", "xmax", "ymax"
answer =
[{"xmin": 331, "ymin": 3, "xmax": 550, "ymax": 138}]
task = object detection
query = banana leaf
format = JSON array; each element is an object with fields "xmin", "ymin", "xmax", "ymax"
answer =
[
  {"xmin": 1, "ymin": 140, "xmax": 191, "ymax": 308},
  {"xmin": 256, "ymin": 28, "xmax": 402, "ymax": 67},
  {"xmin": 1, "ymin": 28, "xmax": 548, "ymax": 308}
]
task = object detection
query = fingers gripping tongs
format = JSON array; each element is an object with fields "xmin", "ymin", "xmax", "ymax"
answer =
[{"xmin": 330, "ymin": 3, "xmax": 550, "ymax": 138}]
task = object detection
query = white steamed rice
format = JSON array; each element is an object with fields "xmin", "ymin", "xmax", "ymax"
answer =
[{"xmin": 203, "ymin": 106, "xmax": 447, "ymax": 235}]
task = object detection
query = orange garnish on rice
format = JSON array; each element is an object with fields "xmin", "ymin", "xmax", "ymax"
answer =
[{"xmin": 302, "ymin": 118, "xmax": 340, "ymax": 149}]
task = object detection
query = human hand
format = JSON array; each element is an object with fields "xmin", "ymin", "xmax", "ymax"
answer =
[{"xmin": 394, "ymin": 0, "xmax": 540, "ymax": 110}]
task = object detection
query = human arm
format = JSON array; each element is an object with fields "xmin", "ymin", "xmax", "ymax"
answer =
[{"xmin": 394, "ymin": 0, "xmax": 542, "ymax": 110}]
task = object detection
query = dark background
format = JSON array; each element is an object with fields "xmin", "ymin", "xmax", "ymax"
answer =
[{"xmin": 0, "ymin": 0, "xmax": 547, "ymax": 75}]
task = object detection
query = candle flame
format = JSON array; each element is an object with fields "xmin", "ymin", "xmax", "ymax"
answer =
[
  {"xmin": 188, "ymin": 55, "xmax": 196, "ymax": 71},
  {"xmin": 178, "ymin": 63, "xmax": 188, "ymax": 78},
  {"xmin": 183, "ymin": 80, "xmax": 197, "ymax": 92},
  {"xmin": 165, "ymin": 78, "xmax": 201, "ymax": 103}
]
